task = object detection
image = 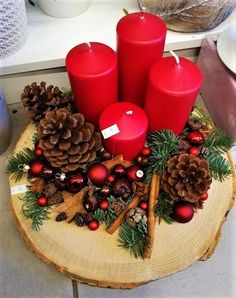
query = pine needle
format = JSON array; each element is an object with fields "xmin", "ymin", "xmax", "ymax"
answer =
[
  {"xmin": 154, "ymin": 190, "xmax": 174, "ymax": 224},
  {"xmin": 206, "ymin": 151, "xmax": 231, "ymax": 182},
  {"xmin": 205, "ymin": 128, "xmax": 233, "ymax": 153},
  {"xmin": 190, "ymin": 105, "xmax": 213, "ymax": 126}
]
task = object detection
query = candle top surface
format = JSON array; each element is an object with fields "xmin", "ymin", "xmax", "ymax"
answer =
[
  {"xmin": 99, "ymin": 102, "xmax": 148, "ymax": 140},
  {"xmin": 150, "ymin": 57, "xmax": 203, "ymax": 94},
  {"xmin": 65, "ymin": 42, "xmax": 117, "ymax": 76},
  {"xmin": 117, "ymin": 12, "xmax": 166, "ymax": 43}
]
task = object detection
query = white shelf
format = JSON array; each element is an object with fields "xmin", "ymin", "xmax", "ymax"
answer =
[{"xmin": 0, "ymin": 0, "xmax": 236, "ymax": 76}]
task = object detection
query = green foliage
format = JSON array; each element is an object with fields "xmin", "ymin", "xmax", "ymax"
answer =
[
  {"xmin": 6, "ymin": 148, "xmax": 35, "ymax": 182},
  {"xmin": 94, "ymin": 196, "xmax": 117, "ymax": 226},
  {"xmin": 206, "ymin": 151, "xmax": 231, "ymax": 182},
  {"xmin": 205, "ymin": 128, "xmax": 233, "ymax": 153},
  {"xmin": 61, "ymin": 86, "xmax": 72, "ymax": 97},
  {"xmin": 119, "ymin": 221, "xmax": 147, "ymax": 259},
  {"xmin": 32, "ymin": 133, "xmax": 39, "ymax": 146},
  {"xmin": 22, "ymin": 190, "xmax": 51, "ymax": 231},
  {"xmin": 123, "ymin": 8, "xmax": 129, "ymax": 15},
  {"xmin": 146, "ymin": 130, "xmax": 179, "ymax": 182},
  {"xmin": 189, "ymin": 105, "xmax": 213, "ymax": 126},
  {"xmin": 154, "ymin": 190, "xmax": 174, "ymax": 224}
]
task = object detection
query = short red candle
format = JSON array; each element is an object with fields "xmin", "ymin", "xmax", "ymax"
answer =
[
  {"xmin": 66, "ymin": 42, "xmax": 118, "ymax": 126},
  {"xmin": 144, "ymin": 56, "xmax": 203, "ymax": 134},
  {"xmin": 117, "ymin": 12, "xmax": 166, "ymax": 107},
  {"xmin": 99, "ymin": 102, "xmax": 148, "ymax": 161}
]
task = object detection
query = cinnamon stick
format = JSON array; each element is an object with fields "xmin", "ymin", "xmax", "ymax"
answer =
[
  {"xmin": 106, "ymin": 195, "xmax": 141, "ymax": 234},
  {"xmin": 103, "ymin": 154, "xmax": 132, "ymax": 170},
  {"xmin": 144, "ymin": 174, "xmax": 160, "ymax": 258}
]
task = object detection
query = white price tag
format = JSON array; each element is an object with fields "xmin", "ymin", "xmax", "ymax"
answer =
[
  {"xmin": 11, "ymin": 184, "xmax": 27, "ymax": 195},
  {"xmin": 101, "ymin": 124, "xmax": 120, "ymax": 139}
]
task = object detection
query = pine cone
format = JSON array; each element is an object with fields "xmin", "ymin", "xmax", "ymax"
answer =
[
  {"xmin": 48, "ymin": 191, "xmax": 64, "ymax": 206},
  {"xmin": 21, "ymin": 81, "xmax": 75, "ymax": 123},
  {"xmin": 56, "ymin": 212, "xmax": 67, "ymax": 222},
  {"xmin": 162, "ymin": 154, "xmax": 212, "ymax": 203},
  {"xmin": 126, "ymin": 207, "xmax": 147, "ymax": 228},
  {"xmin": 74, "ymin": 213, "xmax": 88, "ymax": 227},
  {"xmin": 37, "ymin": 109, "xmax": 102, "ymax": 172}
]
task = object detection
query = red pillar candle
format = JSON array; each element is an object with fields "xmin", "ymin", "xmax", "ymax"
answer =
[
  {"xmin": 99, "ymin": 102, "xmax": 148, "ymax": 161},
  {"xmin": 66, "ymin": 42, "xmax": 118, "ymax": 126},
  {"xmin": 117, "ymin": 11, "xmax": 167, "ymax": 107},
  {"xmin": 144, "ymin": 55, "xmax": 203, "ymax": 134}
]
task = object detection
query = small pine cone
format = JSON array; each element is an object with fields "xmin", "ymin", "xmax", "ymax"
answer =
[
  {"xmin": 199, "ymin": 146, "xmax": 209, "ymax": 159},
  {"xmin": 126, "ymin": 207, "xmax": 147, "ymax": 228},
  {"xmin": 74, "ymin": 213, "xmax": 88, "ymax": 227},
  {"xmin": 21, "ymin": 81, "xmax": 75, "ymax": 123},
  {"xmin": 37, "ymin": 108, "xmax": 102, "ymax": 172},
  {"xmin": 44, "ymin": 183, "xmax": 57, "ymax": 197},
  {"xmin": 176, "ymin": 140, "xmax": 190, "ymax": 154},
  {"xmin": 48, "ymin": 191, "xmax": 64, "ymax": 206},
  {"xmin": 161, "ymin": 153, "xmax": 212, "ymax": 203},
  {"xmin": 188, "ymin": 118, "xmax": 202, "ymax": 131},
  {"xmin": 56, "ymin": 212, "xmax": 67, "ymax": 222}
]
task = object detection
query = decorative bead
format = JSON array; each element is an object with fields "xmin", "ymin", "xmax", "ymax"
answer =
[
  {"xmin": 201, "ymin": 192, "xmax": 208, "ymax": 201},
  {"xmin": 141, "ymin": 147, "xmax": 151, "ymax": 157},
  {"xmin": 37, "ymin": 195, "xmax": 48, "ymax": 207},
  {"xmin": 188, "ymin": 131, "xmax": 204, "ymax": 145},
  {"xmin": 99, "ymin": 199, "xmax": 109, "ymax": 210},
  {"xmin": 139, "ymin": 201, "xmax": 148, "ymax": 210},
  {"xmin": 189, "ymin": 146, "xmax": 200, "ymax": 157},
  {"xmin": 34, "ymin": 147, "xmax": 44, "ymax": 157},
  {"xmin": 112, "ymin": 164, "xmax": 126, "ymax": 177},
  {"xmin": 88, "ymin": 220, "xmax": 99, "ymax": 231},
  {"xmin": 107, "ymin": 174, "xmax": 115, "ymax": 184},
  {"xmin": 99, "ymin": 185, "xmax": 111, "ymax": 197},
  {"xmin": 28, "ymin": 160, "xmax": 44, "ymax": 177}
]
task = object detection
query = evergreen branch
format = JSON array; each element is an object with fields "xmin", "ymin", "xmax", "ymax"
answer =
[
  {"xmin": 32, "ymin": 133, "xmax": 39, "ymax": 146},
  {"xmin": 119, "ymin": 222, "xmax": 147, "ymax": 259},
  {"xmin": 205, "ymin": 128, "xmax": 233, "ymax": 153},
  {"xmin": 6, "ymin": 148, "xmax": 35, "ymax": 182},
  {"xmin": 22, "ymin": 190, "xmax": 51, "ymax": 231},
  {"xmin": 154, "ymin": 190, "xmax": 174, "ymax": 224},
  {"xmin": 206, "ymin": 151, "xmax": 232, "ymax": 182},
  {"xmin": 190, "ymin": 105, "xmax": 213, "ymax": 125},
  {"xmin": 94, "ymin": 208, "xmax": 116, "ymax": 226},
  {"xmin": 61, "ymin": 86, "xmax": 72, "ymax": 96},
  {"xmin": 146, "ymin": 130, "xmax": 180, "ymax": 182}
]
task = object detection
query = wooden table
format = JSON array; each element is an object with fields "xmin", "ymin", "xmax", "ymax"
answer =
[{"xmin": 9, "ymin": 123, "xmax": 236, "ymax": 289}]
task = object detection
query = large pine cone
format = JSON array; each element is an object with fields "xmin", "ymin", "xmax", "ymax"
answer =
[
  {"xmin": 38, "ymin": 109, "xmax": 102, "ymax": 172},
  {"xmin": 21, "ymin": 81, "xmax": 75, "ymax": 123},
  {"xmin": 162, "ymin": 154, "xmax": 212, "ymax": 203}
]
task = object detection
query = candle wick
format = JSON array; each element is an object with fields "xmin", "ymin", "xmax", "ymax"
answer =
[
  {"xmin": 85, "ymin": 42, "xmax": 92, "ymax": 51},
  {"xmin": 140, "ymin": 6, "xmax": 146, "ymax": 19},
  {"xmin": 170, "ymin": 50, "xmax": 180, "ymax": 68},
  {"xmin": 125, "ymin": 110, "xmax": 133, "ymax": 115}
]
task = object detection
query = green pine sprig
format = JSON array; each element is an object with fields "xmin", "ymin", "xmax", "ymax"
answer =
[
  {"xmin": 205, "ymin": 128, "xmax": 233, "ymax": 153},
  {"xmin": 206, "ymin": 151, "xmax": 231, "ymax": 182},
  {"xmin": 22, "ymin": 190, "xmax": 51, "ymax": 231},
  {"xmin": 146, "ymin": 130, "xmax": 180, "ymax": 182},
  {"xmin": 61, "ymin": 86, "xmax": 72, "ymax": 97},
  {"xmin": 32, "ymin": 133, "xmax": 39, "ymax": 146},
  {"xmin": 119, "ymin": 221, "xmax": 147, "ymax": 259},
  {"xmin": 154, "ymin": 190, "xmax": 174, "ymax": 224},
  {"xmin": 6, "ymin": 148, "xmax": 35, "ymax": 182},
  {"xmin": 189, "ymin": 105, "xmax": 213, "ymax": 126}
]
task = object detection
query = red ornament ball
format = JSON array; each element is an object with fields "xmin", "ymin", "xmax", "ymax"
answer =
[
  {"xmin": 42, "ymin": 167, "xmax": 54, "ymax": 180},
  {"xmin": 87, "ymin": 163, "xmax": 109, "ymax": 186},
  {"xmin": 188, "ymin": 131, "xmax": 204, "ymax": 145},
  {"xmin": 99, "ymin": 185, "xmax": 111, "ymax": 197},
  {"xmin": 139, "ymin": 201, "xmax": 148, "ymax": 210},
  {"xmin": 189, "ymin": 146, "xmax": 200, "ymax": 157},
  {"xmin": 67, "ymin": 172, "xmax": 87, "ymax": 193},
  {"xmin": 37, "ymin": 195, "xmax": 48, "ymax": 207},
  {"xmin": 88, "ymin": 220, "xmax": 99, "ymax": 231},
  {"xmin": 34, "ymin": 147, "xmax": 44, "ymax": 157},
  {"xmin": 141, "ymin": 147, "xmax": 151, "ymax": 157},
  {"xmin": 28, "ymin": 160, "xmax": 44, "ymax": 177},
  {"xmin": 113, "ymin": 164, "xmax": 126, "ymax": 177},
  {"xmin": 172, "ymin": 202, "xmax": 194, "ymax": 223},
  {"xmin": 201, "ymin": 192, "xmax": 209, "ymax": 201},
  {"xmin": 107, "ymin": 174, "xmax": 115, "ymax": 184},
  {"xmin": 126, "ymin": 165, "xmax": 144, "ymax": 182},
  {"xmin": 99, "ymin": 199, "xmax": 109, "ymax": 210}
]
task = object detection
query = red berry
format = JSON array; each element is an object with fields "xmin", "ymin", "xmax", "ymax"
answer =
[
  {"xmin": 34, "ymin": 147, "xmax": 44, "ymax": 157},
  {"xmin": 88, "ymin": 220, "xmax": 99, "ymax": 231},
  {"xmin": 37, "ymin": 195, "xmax": 48, "ymax": 207},
  {"xmin": 188, "ymin": 131, "xmax": 204, "ymax": 145},
  {"xmin": 201, "ymin": 192, "xmax": 208, "ymax": 201},
  {"xmin": 28, "ymin": 160, "xmax": 44, "ymax": 177},
  {"xmin": 141, "ymin": 147, "xmax": 151, "ymax": 157},
  {"xmin": 99, "ymin": 199, "xmax": 109, "ymax": 210},
  {"xmin": 189, "ymin": 146, "xmax": 200, "ymax": 157},
  {"xmin": 139, "ymin": 201, "xmax": 148, "ymax": 210},
  {"xmin": 107, "ymin": 174, "xmax": 115, "ymax": 184}
]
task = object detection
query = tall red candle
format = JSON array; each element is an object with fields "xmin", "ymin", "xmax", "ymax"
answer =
[
  {"xmin": 99, "ymin": 102, "xmax": 148, "ymax": 161},
  {"xmin": 66, "ymin": 42, "xmax": 118, "ymax": 126},
  {"xmin": 117, "ymin": 12, "xmax": 166, "ymax": 107},
  {"xmin": 144, "ymin": 56, "xmax": 203, "ymax": 134}
]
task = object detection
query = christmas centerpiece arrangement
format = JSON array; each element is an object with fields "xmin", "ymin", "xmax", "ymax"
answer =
[{"xmin": 6, "ymin": 8, "xmax": 235, "ymax": 288}]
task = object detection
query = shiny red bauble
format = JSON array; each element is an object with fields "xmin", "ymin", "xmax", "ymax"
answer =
[
  {"xmin": 141, "ymin": 147, "xmax": 151, "ymax": 157},
  {"xmin": 34, "ymin": 147, "xmax": 44, "ymax": 157},
  {"xmin": 99, "ymin": 199, "xmax": 109, "ymax": 210},
  {"xmin": 113, "ymin": 164, "xmax": 126, "ymax": 177},
  {"xmin": 189, "ymin": 146, "xmax": 200, "ymax": 157},
  {"xmin": 28, "ymin": 160, "xmax": 44, "ymax": 177},
  {"xmin": 126, "ymin": 165, "xmax": 144, "ymax": 182},
  {"xmin": 87, "ymin": 163, "xmax": 109, "ymax": 186},
  {"xmin": 188, "ymin": 131, "xmax": 204, "ymax": 145},
  {"xmin": 37, "ymin": 195, "xmax": 48, "ymax": 207},
  {"xmin": 88, "ymin": 220, "xmax": 99, "ymax": 231},
  {"xmin": 42, "ymin": 167, "xmax": 54, "ymax": 180},
  {"xmin": 139, "ymin": 201, "xmax": 148, "ymax": 210},
  {"xmin": 66, "ymin": 172, "xmax": 87, "ymax": 193},
  {"xmin": 201, "ymin": 192, "xmax": 209, "ymax": 201},
  {"xmin": 172, "ymin": 202, "xmax": 194, "ymax": 223},
  {"xmin": 107, "ymin": 174, "xmax": 115, "ymax": 184}
]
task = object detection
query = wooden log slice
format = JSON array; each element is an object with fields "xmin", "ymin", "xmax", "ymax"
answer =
[
  {"xmin": 9, "ymin": 123, "xmax": 235, "ymax": 289},
  {"xmin": 138, "ymin": 0, "xmax": 236, "ymax": 32}
]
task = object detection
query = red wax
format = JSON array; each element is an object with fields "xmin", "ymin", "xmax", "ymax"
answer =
[
  {"xmin": 117, "ymin": 12, "xmax": 166, "ymax": 107},
  {"xmin": 99, "ymin": 102, "xmax": 148, "ymax": 161},
  {"xmin": 66, "ymin": 42, "xmax": 118, "ymax": 126},
  {"xmin": 144, "ymin": 57, "xmax": 203, "ymax": 134}
]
